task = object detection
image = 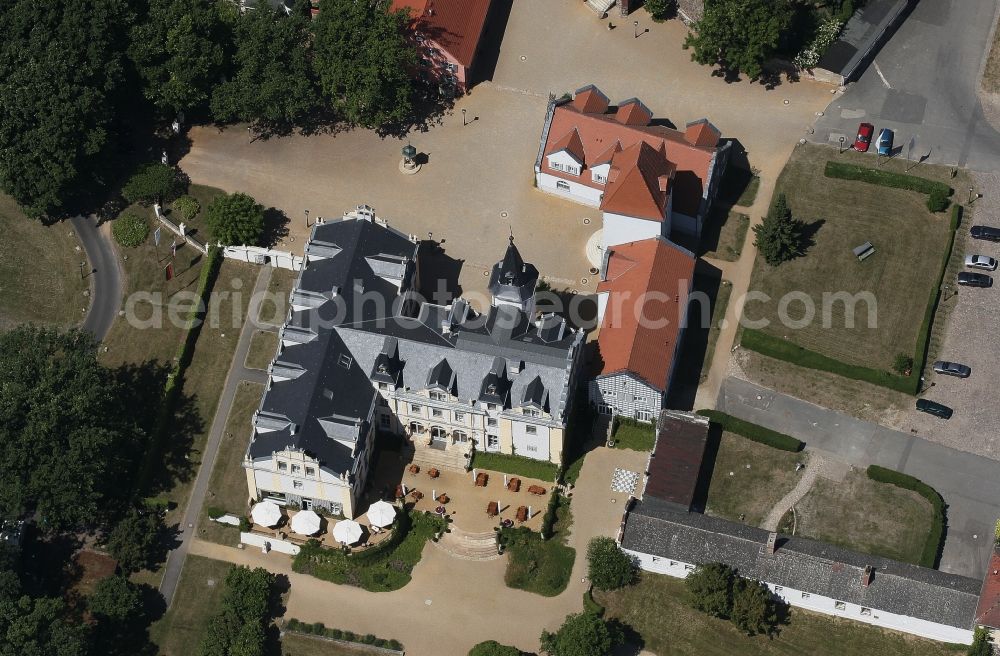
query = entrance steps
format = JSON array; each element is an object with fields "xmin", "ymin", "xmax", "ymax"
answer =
[
  {"xmin": 411, "ymin": 446, "xmax": 469, "ymax": 472},
  {"xmin": 433, "ymin": 526, "xmax": 502, "ymax": 561},
  {"xmin": 586, "ymin": 0, "xmax": 615, "ymax": 14}
]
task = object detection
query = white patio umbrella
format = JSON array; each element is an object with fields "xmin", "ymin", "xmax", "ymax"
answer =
[
  {"xmin": 290, "ymin": 509, "xmax": 322, "ymax": 536},
  {"xmin": 332, "ymin": 519, "xmax": 364, "ymax": 545},
  {"xmin": 250, "ymin": 500, "xmax": 282, "ymax": 527},
  {"xmin": 366, "ymin": 500, "xmax": 397, "ymax": 528}
]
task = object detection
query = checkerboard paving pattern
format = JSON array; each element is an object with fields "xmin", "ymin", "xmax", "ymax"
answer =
[{"xmin": 611, "ymin": 468, "xmax": 640, "ymax": 495}]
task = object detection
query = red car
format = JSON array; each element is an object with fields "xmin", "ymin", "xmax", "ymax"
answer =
[{"xmin": 852, "ymin": 122, "xmax": 874, "ymax": 152}]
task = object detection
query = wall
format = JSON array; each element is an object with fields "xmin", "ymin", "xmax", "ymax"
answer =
[
  {"xmin": 602, "ymin": 212, "xmax": 665, "ymax": 252},
  {"xmin": 241, "ymin": 532, "xmax": 301, "ymax": 555},
  {"xmin": 223, "ymin": 245, "xmax": 303, "ymax": 271},
  {"xmin": 511, "ymin": 419, "xmax": 551, "ymax": 461},
  {"xmin": 589, "ymin": 373, "xmax": 661, "ymax": 420},
  {"xmin": 536, "ymin": 172, "xmax": 603, "ymax": 207},
  {"xmin": 623, "ymin": 549, "xmax": 975, "ymax": 645}
]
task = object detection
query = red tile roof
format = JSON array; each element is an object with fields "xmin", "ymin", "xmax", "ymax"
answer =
[
  {"xmin": 642, "ymin": 411, "xmax": 710, "ymax": 510},
  {"xmin": 601, "ymin": 142, "xmax": 675, "ymax": 222},
  {"xmin": 549, "ymin": 127, "xmax": 585, "ymax": 163},
  {"xmin": 540, "ymin": 86, "xmax": 721, "ymax": 217},
  {"xmin": 685, "ymin": 119, "xmax": 722, "ymax": 147},
  {"xmin": 596, "ymin": 237, "xmax": 695, "ymax": 391},
  {"xmin": 615, "ymin": 99, "xmax": 653, "ymax": 126},
  {"xmin": 391, "ymin": 0, "xmax": 492, "ymax": 68},
  {"xmin": 976, "ymin": 548, "xmax": 1000, "ymax": 629}
]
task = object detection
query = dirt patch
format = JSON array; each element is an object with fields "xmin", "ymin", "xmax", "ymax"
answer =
[{"xmin": 71, "ymin": 549, "xmax": 117, "ymax": 598}]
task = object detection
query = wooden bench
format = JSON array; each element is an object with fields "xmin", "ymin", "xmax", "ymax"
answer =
[{"xmin": 853, "ymin": 241, "xmax": 875, "ymax": 261}]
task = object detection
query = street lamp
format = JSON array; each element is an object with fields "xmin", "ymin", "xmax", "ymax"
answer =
[
  {"xmin": 400, "ymin": 142, "xmax": 419, "ymax": 174},
  {"xmin": 305, "ymin": 209, "xmax": 310, "ymax": 228},
  {"xmin": 633, "ymin": 20, "xmax": 639, "ymax": 38},
  {"xmin": 839, "ymin": 136, "xmax": 845, "ymax": 154},
  {"xmin": 969, "ymin": 186, "xmax": 975, "ymax": 204},
  {"xmin": 462, "ymin": 108, "xmax": 467, "ymax": 126}
]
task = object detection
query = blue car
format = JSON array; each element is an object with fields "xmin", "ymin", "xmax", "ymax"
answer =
[{"xmin": 877, "ymin": 128, "xmax": 894, "ymax": 156}]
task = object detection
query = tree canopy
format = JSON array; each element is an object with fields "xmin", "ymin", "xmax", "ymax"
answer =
[
  {"xmin": 684, "ymin": 0, "xmax": 792, "ymax": 81},
  {"xmin": 0, "ymin": 592, "xmax": 89, "ymax": 656},
  {"xmin": 586, "ymin": 537, "xmax": 636, "ymax": 591},
  {"xmin": 199, "ymin": 566, "xmax": 275, "ymax": 656},
  {"xmin": 0, "ymin": 0, "xmax": 129, "ymax": 217},
  {"xmin": 0, "ymin": 327, "xmax": 143, "ymax": 530},
  {"xmin": 104, "ymin": 508, "xmax": 166, "ymax": 574},
  {"xmin": 121, "ymin": 163, "xmax": 184, "ymax": 205},
  {"xmin": 312, "ymin": 0, "xmax": 417, "ymax": 128},
  {"xmin": 730, "ymin": 578, "xmax": 780, "ymax": 636},
  {"xmin": 469, "ymin": 641, "xmax": 522, "ymax": 656},
  {"xmin": 204, "ymin": 192, "xmax": 265, "ymax": 246},
  {"xmin": 129, "ymin": 0, "xmax": 228, "ymax": 115},
  {"xmin": 539, "ymin": 612, "xmax": 619, "ymax": 656},
  {"xmin": 210, "ymin": 8, "xmax": 318, "ymax": 129},
  {"xmin": 752, "ymin": 193, "xmax": 804, "ymax": 266},
  {"xmin": 684, "ymin": 562, "xmax": 736, "ymax": 618}
]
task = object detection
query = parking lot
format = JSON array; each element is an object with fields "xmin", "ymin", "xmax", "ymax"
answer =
[{"xmin": 903, "ymin": 172, "xmax": 1000, "ymax": 458}]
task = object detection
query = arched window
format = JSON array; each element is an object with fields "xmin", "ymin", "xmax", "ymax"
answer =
[
  {"xmin": 430, "ymin": 426, "xmax": 447, "ymax": 439},
  {"xmin": 454, "ymin": 430, "xmax": 469, "ymax": 443},
  {"xmin": 409, "ymin": 422, "xmax": 425, "ymax": 434}
]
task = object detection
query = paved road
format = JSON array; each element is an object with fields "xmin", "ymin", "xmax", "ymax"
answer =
[
  {"xmin": 719, "ymin": 376, "xmax": 997, "ymax": 579},
  {"xmin": 810, "ymin": 0, "xmax": 1000, "ymax": 171},
  {"xmin": 158, "ymin": 266, "xmax": 272, "ymax": 606},
  {"xmin": 71, "ymin": 215, "xmax": 121, "ymax": 341}
]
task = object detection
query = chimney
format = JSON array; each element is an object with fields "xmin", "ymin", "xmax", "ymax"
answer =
[
  {"xmin": 861, "ymin": 565, "xmax": 874, "ymax": 587},
  {"xmin": 658, "ymin": 174, "xmax": 669, "ymax": 192},
  {"xmin": 765, "ymin": 532, "xmax": 778, "ymax": 555}
]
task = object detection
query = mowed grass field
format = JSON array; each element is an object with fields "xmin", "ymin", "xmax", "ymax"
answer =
[
  {"xmin": 150, "ymin": 556, "xmax": 234, "ymax": 656},
  {"xmin": 0, "ymin": 193, "xmax": 89, "ymax": 329},
  {"xmin": 596, "ymin": 574, "xmax": 965, "ymax": 656},
  {"xmin": 705, "ymin": 432, "xmax": 801, "ymax": 527},
  {"xmin": 747, "ymin": 145, "xmax": 966, "ymax": 370}
]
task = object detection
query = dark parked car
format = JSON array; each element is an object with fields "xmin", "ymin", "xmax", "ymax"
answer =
[
  {"xmin": 970, "ymin": 225, "xmax": 1000, "ymax": 241},
  {"xmin": 852, "ymin": 122, "xmax": 874, "ymax": 152},
  {"xmin": 933, "ymin": 361, "xmax": 971, "ymax": 378},
  {"xmin": 877, "ymin": 128, "xmax": 894, "ymax": 156},
  {"xmin": 916, "ymin": 399, "xmax": 953, "ymax": 419},
  {"xmin": 958, "ymin": 271, "xmax": 993, "ymax": 287}
]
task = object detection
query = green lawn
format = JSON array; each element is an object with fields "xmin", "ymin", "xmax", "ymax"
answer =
[
  {"xmin": 500, "ymin": 494, "xmax": 575, "ymax": 597},
  {"xmin": 612, "ymin": 420, "xmax": 656, "ymax": 451},
  {"xmin": 150, "ymin": 556, "xmax": 234, "ymax": 656},
  {"xmin": 781, "ymin": 468, "xmax": 933, "ymax": 565},
  {"xmin": 258, "ymin": 267, "xmax": 299, "ymax": 325},
  {"xmin": 596, "ymin": 573, "xmax": 965, "ymax": 656},
  {"xmin": 745, "ymin": 145, "xmax": 963, "ymax": 372},
  {"xmin": 705, "ymin": 432, "xmax": 802, "ymax": 527},
  {"xmin": 702, "ymin": 210, "xmax": 750, "ymax": 262},
  {"xmin": 471, "ymin": 451, "xmax": 559, "ymax": 482},
  {"xmin": 699, "ymin": 279, "xmax": 733, "ymax": 383},
  {"xmin": 282, "ymin": 633, "xmax": 378, "ymax": 656},
  {"xmin": 0, "ymin": 193, "xmax": 89, "ymax": 329},
  {"xmin": 293, "ymin": 511, "xmax": 445, "ymax": 591},
  {"xmin": 199, "ymin": 381, "xmax": 264, "ymax": 545},
  {"xmin": 245, "ymin": 330, "xmax": 279, "ymax": 370}
]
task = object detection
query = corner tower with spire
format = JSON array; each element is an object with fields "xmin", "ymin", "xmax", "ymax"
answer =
[{"xmin": 488, "ymin": 232, "xmax": 540, "ymax": 317}]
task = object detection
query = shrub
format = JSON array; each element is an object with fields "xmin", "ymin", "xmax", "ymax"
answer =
[
  {"xmin": 238, "ymin": 516, "xmax": 251, "ymax": 532},
  {"xmin": 892, "ymin": 353, "xmax": 913, "ymax": 375},
  {"xmin": 205, "ymin": 192, "xmax": 265, "ymax": 246},
  {"xmin": 362, "ymin": 634, "xmax": 376, "ymax": 644},
  {"xmin": 968, "ymin": 627, "xmax": 992, "ymax": 656},
  {"xmin": 311, "ymin": 622, "xmax": 325, "ymax": 635},
  {"xmin": 388, "ymin": 639, "xmax": 403, "ymax": 650},
  {"xmin": 285, "ymin": 618, "xmax": 301, "ymax": 631},
  {"xmin": 329, "ymin": 628, "xmax": 343, "ymax": 639},
  {"xmin": 342, "ymin": 631, "xmax": 356, "ymax": 642},
  {"xmin": 206, "ymin": 506, "xmax": 225, "ymax": 520},
  {"xmin": 866, "ymin": 466, "xmax": 946, "ymax": 568},
  {"xmin": 823, "ymin": 161, "xmax": 952, "ymax": 197},
  {"xmin": 172, "ymin": 195, "xmax": 201, "ymax": 222},
  {"xmin": 540, "ymin": 490, "xmax": 560, "ymax": 540},
  {"xmin": 112, "ymin": 212, "xmax": 149, "ymax": 248},
  {"xmin": 122, "ymin": 162, "xmax": 182, "ymax": 205},
  {"xmin": 587, "ymin": 536, "xmax": 637, "ymax": 591},
  {"xmin": 696, "ymin": 410, "xmax": 803, "ymax": 451},
  {"xmin": 927, "ymin": 187, "xmax": 950, "ymax": 212},
  {"xmin": 685, "ymin": 562, "xmax": 736, "ymax": 618},
  {"xmin": 644, "ymin": 0, "xmax": 674, "ymax": 21},
  {"xmin": 540, "ymin": 612, "xmax": 617, "ymax": 656},
  {"xmin": 469, "ymin": 640, "xmax": 522, "ymax": 656},
  {"xmin": 794, "ymin": 18, "xmax": 843, "ymax": 69}
]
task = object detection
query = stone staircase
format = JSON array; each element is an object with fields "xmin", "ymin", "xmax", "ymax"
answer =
[
  {"xmin": 433, "ymin": 526, "xmax": 502, "ymax": 561},
  {"xmin": 585, "ymin": 0, "xmax": 615, "ymax": 14},
  {"xmin": 411, "ymin": 445, "xmax": 469, "ymax": 472}
]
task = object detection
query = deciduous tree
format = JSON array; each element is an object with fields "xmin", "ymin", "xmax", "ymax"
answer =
[
  {"xmin": 0, "ymin": 0, "xmax": 129, "ymax": 217},
  {"xmin": 204, "ymin": 192, "xmax": 265, "ymax": 246},
  {"xmin": 586, "ymin": 536, "xmax": 636, "ymax": 591},
  {"xmin": 312, "ymin": 0, "xmax": 417, "ymax": 128},
  {"xmin": 684, "ymin": 562, "xmax": 736, "ymax": 618},
  {"xmin": 684, "ymin": 0, "xmax": 792, "ymax": 80},
  {"xmin": 121, "ymin": 163, "xmax": 183, "ymax": 205},
  {"xmin": 105, "ymin": 509, "xmax": 166, "ymax": 574},
  {"xmin": 539, "ymin": 612, "xmax": 618, "ymax": 656}
]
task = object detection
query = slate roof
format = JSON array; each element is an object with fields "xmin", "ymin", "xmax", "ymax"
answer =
[
  {"xmin": 540, "ymin": 85, "xmax": 722, "ymax": 217},
  {"xmin": 488, "ymin": 237, "xmax": 539, "ymax": 305},
  {"xmin": 248, "ymin": 209, "xmax": 583, "ymax": 477},
  {"xmin": 621, "ymin": 503, "xmax": 980, "ymax": 631},
  {"xmin": 595, "ymin": 237, "xmax": 696, "ymax": 391}
]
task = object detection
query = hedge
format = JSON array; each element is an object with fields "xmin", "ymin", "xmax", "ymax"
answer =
[
  {"xmin": 540, "ymin": 489, "xmax": 560, "ymax": 540},
  {"xmin": 866, "ymin": 465, "xmax": 946, "ymax": 568},
  {"xmin": 470, "ymin": 451, "xmax": 560, "ymax": 482},
  {"xmin": 284, "ymin": 618, "xmax": 404, "ymax": 652},
  {"xmin": 136, "ymin": 246, "xmax": 223, "ymax": 495},
  {"xmin": 823, "ymin": 161, "xmax": 952, "ymax": 197},
  {"xmin": 912, "ymin": 204, "xmax": 962, "ymax": 385},
  {"xmin": 696, "ymin": 410, "xmax": 804, "ymax": 452},
  {"xmin": 740, "ymin": 329, "xmax": 917, "ymax": 394}
]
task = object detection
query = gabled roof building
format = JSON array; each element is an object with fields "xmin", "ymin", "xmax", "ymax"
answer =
[
  {"xmin": 244, "ymin": 206, "xmax": 583, "ymax": 518},
  {"xmin": 534, "ymin": 84, "xmax": 731, "ymax": 247}
]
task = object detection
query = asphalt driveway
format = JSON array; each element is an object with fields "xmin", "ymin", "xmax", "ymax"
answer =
[
  {"xmin": 810, "ymin": 0, "xmax": 1000, "ymax": 171},
  {"xmin": 719, "ymin": 376, "xmax": 997, "ymax": 579}
]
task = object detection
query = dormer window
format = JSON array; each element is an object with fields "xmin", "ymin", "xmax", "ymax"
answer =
[
  {"xmin": 486, "ymin": 383, "xmax": 497, "ymax": 394},
  {"xmin": 593, "ymin": 172, "xmax": 607, "ymax": 184},
  {"xmin": 429, "ymin": 391, "xmax": 447, "ymax": 401}
]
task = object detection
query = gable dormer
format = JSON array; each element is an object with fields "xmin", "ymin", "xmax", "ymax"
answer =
[
  {"xmin": 480, "ymin": 357, "xmax": 511, "ymax": 408},
  {"xmin": 522, "ymin": 376, "xmax": 549, "ymax": 413},
  {"xmin": 546, "ymin": 128, "xmax": 585, "ymax": 176},
  {"xmin": 426, "ymin": 358, "xmax": 456, "ymax": 396}
]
